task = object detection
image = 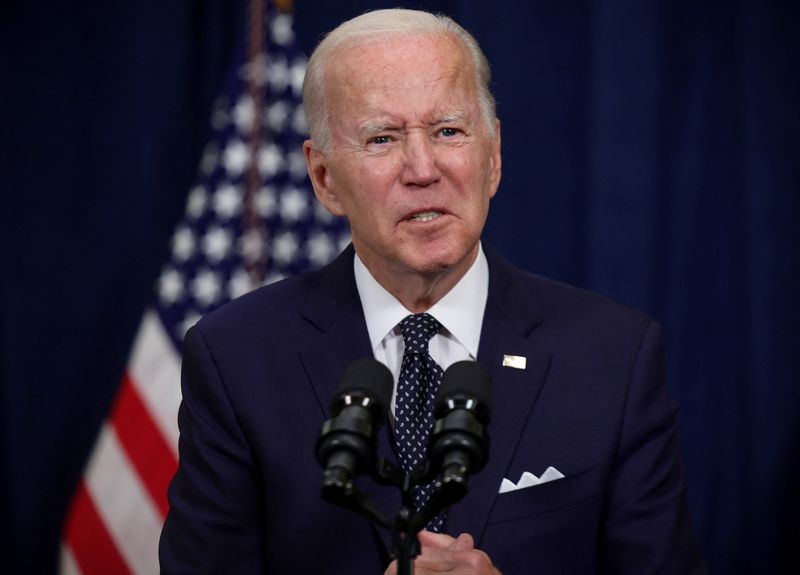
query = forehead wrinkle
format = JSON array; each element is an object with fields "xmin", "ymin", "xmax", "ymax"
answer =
[
  {"xmin": 358, "ymin": 110, "xmax": 469, "ymax": 135},
  {"xmin": 327, "ymin": 36, "xmax": 483, "ymax": 143}
]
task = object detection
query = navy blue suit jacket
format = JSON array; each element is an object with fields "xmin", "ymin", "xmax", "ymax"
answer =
[{"xmin": 159, "ymin": 245, "xmax": 705, "ymax": 574}]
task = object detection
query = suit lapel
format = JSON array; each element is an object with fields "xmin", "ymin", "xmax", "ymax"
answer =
[
  {"xmin": 298, "ymin": 246, "xmax": 400, "ymax": 552},
  {"xmin": 446, "ymin": 247, "xmax": 552, "ymax": 544},
  {"xmin": 299, "ymin": 246, "xmax": 371, "ymax": 416}
]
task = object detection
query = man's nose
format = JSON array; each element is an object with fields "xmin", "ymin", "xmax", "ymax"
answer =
[{"xmin": 400, "ymin": 135, "xmax": 440, "ymax": 187}]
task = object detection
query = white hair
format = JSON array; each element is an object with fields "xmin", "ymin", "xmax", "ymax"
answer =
[{"xmin": 302, "ymin": 8, "xmax": 496, "ymax": 153}]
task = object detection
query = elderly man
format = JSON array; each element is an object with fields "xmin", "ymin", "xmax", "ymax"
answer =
[{"xmin": 160, "ymin": 9, "xmax": 705, "ymax": 574}]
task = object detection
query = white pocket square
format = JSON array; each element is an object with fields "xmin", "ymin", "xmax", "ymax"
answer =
[{"xmin": 498, "ymin": 466, "xmax": 565, "ymax": 493}]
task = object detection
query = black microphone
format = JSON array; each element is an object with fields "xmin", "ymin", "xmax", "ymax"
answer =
[
  {"xmin": 426, "ymin": 360, "xmax": 491, "ymax": 504},
  {"xmin": 316, "ymin": 358, "xmax": 393, "ymax": 505}
]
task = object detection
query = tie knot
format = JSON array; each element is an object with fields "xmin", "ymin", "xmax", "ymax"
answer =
[{"xmin": 399, "ymin": 313, "xmax": 441, "ymax": 355}]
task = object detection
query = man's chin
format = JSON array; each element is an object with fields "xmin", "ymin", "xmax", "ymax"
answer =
[{"xmin": 401, "ymin": 244, "xmax": 478, "ymax": 278}]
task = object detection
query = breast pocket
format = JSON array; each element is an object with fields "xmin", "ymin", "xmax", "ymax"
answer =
[{"xmin": 487, "ymin": 467, "xmax": 603, "ymax": 524}]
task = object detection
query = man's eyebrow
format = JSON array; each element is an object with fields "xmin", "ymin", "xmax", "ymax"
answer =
[
  {"xmin": 358, "ymin": 121, "xmax": 399, "ymax": 136},
  {"xmin": 435, "ymin": 111, "xmax": 467, "ymax": 124}
]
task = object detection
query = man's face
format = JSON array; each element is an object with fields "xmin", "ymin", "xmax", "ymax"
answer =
[{"xmin": 305, "ymin": 33, "xmax": 501, "ymax": 288}]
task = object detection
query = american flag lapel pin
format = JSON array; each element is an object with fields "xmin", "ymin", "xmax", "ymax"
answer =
[{"xmin": 502, "ymin": 354, "xmax": 527, "ymax": 370}]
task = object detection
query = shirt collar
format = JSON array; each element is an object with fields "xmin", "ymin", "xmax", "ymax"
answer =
[{"xmin": 353, "ymin": 244, "xmax": 489, "ymax": 358}]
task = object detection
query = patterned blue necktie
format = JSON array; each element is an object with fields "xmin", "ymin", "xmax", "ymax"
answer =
[{"xmin": 394, "ymin": 313, "xmax": 446, "ymax": 532}]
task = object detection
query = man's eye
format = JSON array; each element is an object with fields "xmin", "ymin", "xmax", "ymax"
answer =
[
  {"xmin": 439, "ymin": 127, "xmax": 459, "ymax": 137},
  {"xmin": 370, "ymin": 135, "xmax": 392, "ymax": 145}
]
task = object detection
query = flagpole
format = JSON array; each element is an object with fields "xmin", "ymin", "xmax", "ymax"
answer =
[{"xmin": 244, "ymin": 0, "xmax": 267, "ymax": 285}]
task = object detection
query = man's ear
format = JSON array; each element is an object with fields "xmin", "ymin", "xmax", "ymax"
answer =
[
  {"xmin": 487, "ymin": 119, "xmax": 502, "ymax": 199},
  {"xmin": 304, "ymin": 140, "xmax": 345, "ymax": 216}
]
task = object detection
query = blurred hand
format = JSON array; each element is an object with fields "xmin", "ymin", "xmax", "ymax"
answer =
[{"xmin": 384, "ymin": 531, "xmax": 502, "ymax": 575}]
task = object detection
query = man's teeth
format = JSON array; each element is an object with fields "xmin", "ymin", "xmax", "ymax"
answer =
[{"xmin": 410, "ymin": 211, "xmax": 442, "ymax": 222}]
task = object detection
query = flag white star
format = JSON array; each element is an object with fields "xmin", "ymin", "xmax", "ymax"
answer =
[
  {"xmin": 172, "ymin": 226, "xmax": 196, "ymax": 261},
  {"xmin": 268, "ymin": 56, "xmax": 290, "ymax": 92},
  {"xmin": 213, "ymin": 183, "xmax": 242, "ymax": 220},
  {"xmin": 306, "ymin": 232, "xmax": 336, "ymax": 267},
  {"xmin": 288, "ymin": 150, "xmax": 307, "ymax": 180},
  {"xmin": 279, "ymin": 186, "xmax": 308, "ymax": 222},
  {"xmin": 290, "ymin": 59, "xmax": 306, "ymax": 96},
  {"xmin": 266, "ymin": 100, "xmax": 289, "ymax": 131},
  {"xmin": 255, "ymin": 185, "xmax": 277, "ymax": 217},
  {"xmin": 291, "ymin": 105, "xmax": 308, "ymax": 135},
  {"xmin": 314, "ymin": 201, "xmax": 335, "ymax": 223},
  {"xmin": 232, "ymin": 95, "xmax": 256, "ymax": 134},
  {"xmin": 240, "ymin": 53, "xmax": 269, "ymax": 87},
  {"xmin": 228, "ymin": 267, "xmax": 256, "ymax": 300},
  {"xmin": 186, "ymin": 186, "xmax": 207, "ymax": 219},
  {"xmin": 271, "ymin": 230, "xmax": 299, "ymax": 265},
  {"xmin": 158, "ymin": 267, "xmax": 184, "ymax": 305},
  {"xmin": 338, "ymin": 231, "xmax": 353, "ymax": 251},
  {"xmin": 264, "ymin": 270, "xmax": 287, "ymax": 286},
  {"xmin": 190, "ymin": 268, "xmax": 223, "ymax": 307},
  {"xmin": 271, "ymin": 14, "xmax": 295, "ymax": 46},
  {"xmin": 201, "ymin": 225, "xmax": 233, "ymax": 263},
  {"xmin": 258, "ymin": 143, "xmax": 284, "ymax": 177},
  {"xmin": 178, "ymin": 311, "xmax": 203, "ymax": 339},
  {"xmin": 223, "ymin": 139, "xmax": 251, "ymax": 177}
]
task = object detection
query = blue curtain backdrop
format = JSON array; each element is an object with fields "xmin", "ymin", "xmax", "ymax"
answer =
[{"xmin": 2, "ymin": 1, "xmax": 798, "ymax": 573}]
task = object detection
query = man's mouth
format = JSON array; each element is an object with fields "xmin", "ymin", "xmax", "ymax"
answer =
[{"xmin": 408, "ymin": 211, "xmax": 443, "ymax": 223}]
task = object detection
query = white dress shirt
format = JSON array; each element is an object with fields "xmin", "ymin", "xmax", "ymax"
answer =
[{"xmin": 353, "ymin": 244, "xmax": 489, "ymax": 415}]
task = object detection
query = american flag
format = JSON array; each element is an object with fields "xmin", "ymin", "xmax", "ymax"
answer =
[{"xmin": 59, "ymin": 2, "xmax": 350, "ymax": 573}]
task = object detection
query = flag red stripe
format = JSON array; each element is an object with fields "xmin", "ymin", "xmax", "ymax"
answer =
[
  {"xmin": 63, "ymin": 481, "xmax": 133, "ymax": 575},
  {"xmin": 111, "ymin": 372, "xmax": 178, "ymax": 518}
]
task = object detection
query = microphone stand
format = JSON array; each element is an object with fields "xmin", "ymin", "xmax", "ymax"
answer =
[
  {"xmin": 393, "ymin": 507, "xmax": 418, "ymax": 575},
  {"xmin": 391, "ymin": 462, "xmax": 471, "ymax": 575},
  {"xmin": 321, "ymin": 454, "xmax": 471, "ymax": 575},
  {"xmin": 317, "ymin": 360, "xmax": 491, "ymax": 574}
]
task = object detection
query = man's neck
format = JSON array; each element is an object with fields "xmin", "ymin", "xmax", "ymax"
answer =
[{"xmin": 356, "ymin": 245, "xmax": 480, "ymax": 313}]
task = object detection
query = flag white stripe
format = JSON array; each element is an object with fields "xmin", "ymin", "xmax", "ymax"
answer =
[
  {"xmin": 59, "ymin": 545, "xmax": 83, "ymax": 575},
  {"xmin": 128, "ymin": 309, "xmax": 182, "ymax": 457},
  {"xmin": 85, "ymin": 424, "xmax": 162, "ymax": 575}
]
